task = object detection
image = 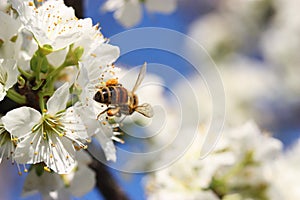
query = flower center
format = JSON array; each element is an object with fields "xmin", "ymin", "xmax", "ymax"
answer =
[{"xmin": 42, "ymin": 114, "xmax": 66, "ymax": 139}]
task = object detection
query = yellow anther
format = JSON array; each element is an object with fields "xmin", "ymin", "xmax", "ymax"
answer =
[{"xmin": 44, "ymin": 166, "xmax": 51, "ymax": 172}]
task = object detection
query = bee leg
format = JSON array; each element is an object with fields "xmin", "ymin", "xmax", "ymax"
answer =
[
  {"xmin": 97, "ymin": 108, "xmax": 109, "ymax": 120},
  {"xmin": 107, "ymin": 107, "xmax": 120, "ymax": 117}
]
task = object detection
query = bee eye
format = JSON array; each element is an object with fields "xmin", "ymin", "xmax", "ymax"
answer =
[{"xmin": 102, "ymin": 88, "xmax": 109, "ymax": 100}]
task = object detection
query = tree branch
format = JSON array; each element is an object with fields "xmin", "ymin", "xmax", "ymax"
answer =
[{"xmin": 89, "ymin": 158, "xmax": 130, "ymax": 200}]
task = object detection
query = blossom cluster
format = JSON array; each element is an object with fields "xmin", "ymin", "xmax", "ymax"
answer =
[
  {"xmin": 187, "ymin": 0, "xmax": 300, "ymax": 128},
  {"xmin": 143, "ymin": 0, "xmax": 300, "ymax": 199},
  {"xmin": 0, "ymin": 0, "xmax": 123, "ymax": 198},
  {"xmin": 146, "ymin": 121, "xmax": 300, "ymax": 200}
]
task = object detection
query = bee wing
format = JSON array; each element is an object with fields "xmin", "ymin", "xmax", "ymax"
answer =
[
  {"xmin": 135, "ymin": 103, "xmax": 154, "ymax": 118},
  {"xmin": 132, "ymin": 62, "xmax": 147, "ymax": 93}
]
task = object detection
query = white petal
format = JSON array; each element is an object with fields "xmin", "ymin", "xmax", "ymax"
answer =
[
  {"xmin": 46, "ymin": 48, "xmax": 68, "ymax": 67},
  {"xmin": 0, "ymin": 11, "xmax": 21, "ymax": 42},
  {"xmin": 63, "ymin": 106, "xmax": 89, "ymax": 140},
  {"xmin": 2, "ymin": 59, "xmax": 19, "ymax": 90},
  {"xmin": 87, "ymin": 44, "xmax": 120, "ymax": 68},
  {"xmin": 0, "ymin": 84, "xmax": 6, "ymax": 101},
  {"xmin": 69, "ymin": 165, "xmax": 95, "ymax": 197},
  {"xmin": 145, "ymin": 0, "xmax": 177, "ymax": 13},
  {"xmin": 76, "ymin": 63, "xmax": 89, "ymax": 89},
  {"xmin": 22, "ymin": 169, "xmax": 63, "ymax": 197},
  {"xmin": 102, "ymin": 0, "xmax": 124, "ymax": 12},
  {"xmin": 2, "ymin": 106, "xmax": 41, "ymax": 137},
  {"xmin": 45, "ymin": 136, "xmax": 76, "ymax": 174},
  {"xmin": 76, "ymin": 150, "xmax": 92, "ymax": 165},
  {"xmin": 14, "ymin": 133, "xmax": 43, "ymax": 164},
  {"xmin": 47, "ymin": 83, "xmax": 69, "ymax": 115},
  {"xmin": 114, "ymin": 1, "xmax": 142, "ymax": 28},
  {"xmin": 94, "ymin": 131, "xmax": 116, "ymax": 162}
]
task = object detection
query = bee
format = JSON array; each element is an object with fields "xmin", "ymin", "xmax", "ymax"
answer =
[{"xmin": 94, "ymin": 63, "xmax": 153, "ymax": 119}]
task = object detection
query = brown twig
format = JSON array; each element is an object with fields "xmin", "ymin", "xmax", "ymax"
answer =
[
  {"xmin": 89, "ymin": 158, "xmax": 130, "ymax": 200},
  {"xmin": 64, "ymin": 0, "xmax": 84, "ymax": 18}
]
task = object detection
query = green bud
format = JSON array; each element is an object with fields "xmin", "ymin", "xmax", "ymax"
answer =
[{"xmin": 17, "ymin": 76, "xmax": 26, "ymax": 87}]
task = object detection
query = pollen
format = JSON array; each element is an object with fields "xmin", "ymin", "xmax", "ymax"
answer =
[
  {"xmin": 44, "ymin": 166, "xmax": 51, "ymax": 172},
  {"xmin": 28, "ymin": 2, "xmax": 34, "ymax": 6}
]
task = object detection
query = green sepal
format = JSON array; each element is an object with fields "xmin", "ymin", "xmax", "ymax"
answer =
[
  {"xmin": 40, "ymin": 44, "xmax": 53, "ymax": 55},
  {"xmin": 64, "ymin": 45, "xmax": 84, "ymax": 66},
  {"xmin": 30, "ymin": 51, "xmax": 49, "ymax": 73}
]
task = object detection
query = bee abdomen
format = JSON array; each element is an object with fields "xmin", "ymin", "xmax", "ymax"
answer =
[
  {"xmin": 94, "ymin": 86, "xmax": 128, "ymax": 105},
  {"xmin": 110, "ymin": 86, "xmax": 128, "ymax": 105},
  {"xmin": 94, "ymin": 87, "xmax": 110, "ymax": 104}
]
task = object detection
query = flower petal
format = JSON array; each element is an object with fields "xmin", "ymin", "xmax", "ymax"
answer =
[
  {"xmin": 69, "ymin": 165, "xmax": 95, "ymax": 197},
  {"xmin": 0, "ymin": 84, "xmax": 6, "ymax": 101},
  {"xmin": 114, "ymin": 1, "xmax": 142, "ymax": 28},
  {"xmin": 22, "ymin": 169, "xmax": 63, "ymax": 197},
  {"xmin": 44, "ymin": 136, "xmax": 76, "ymax": 174},
  {"xmin": 145, "ymin": 0, "xmax": 177, "ymax": 13},
  {"xmin": 2, "ymin": 59, "xmax": 19, "ymax": 90},
  {"xmin": 2, "ymin": 106, "xmax": 41, "ymax": 137},
  {"xmin": 47, "ymin": 82, "xmax": 69, "ymax": 115}
]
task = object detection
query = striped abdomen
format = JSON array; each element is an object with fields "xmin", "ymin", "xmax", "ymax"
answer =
[{"xmin": 94, "ymin": 86, "xmax": 129, "ymax": 105}]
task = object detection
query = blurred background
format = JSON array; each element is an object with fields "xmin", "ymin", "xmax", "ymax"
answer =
[{"xmin": 1, "ymin": 0, "xmax": 300, "ymax": 199}]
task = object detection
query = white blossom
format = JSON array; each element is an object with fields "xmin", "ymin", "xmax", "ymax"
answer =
[
  {"xmin": 145, "ymin": 121, "xmax": 283, "ymax": 199},
  {"xmin": 102, "ymin": 0, "xmax": 177, "ymax": 27},
  {"xmin": 75, "ymin": 63, "xmax": 119, "ymax": 162},
  {"xmin": 2, "ymin": 83, "xmax": 89, "ymax": 174},
  {"xmin": 10, "ymin": 0, "xmax": 93, "ymax": 51},
  {"xmin": 22, "ymin": 151, "xmax": 95, "ymax": 200},
  {"xmin": 266, "ymin": 139, "xmax": 300, "ymax": 200}
]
